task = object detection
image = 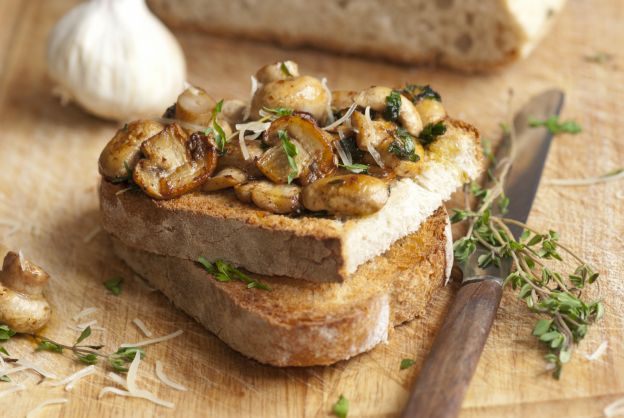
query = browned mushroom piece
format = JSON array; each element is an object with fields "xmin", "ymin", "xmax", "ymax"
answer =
[
  {"xmin": 133, "ymin": 123, "xmax": 218, "ymax": 199},
  {"xmin": 415, "ymin": 99, "xmax": 446, "ymax": 125},
  {"xmin": 376, "ymin": 132, "xmax": 426, "ymax": 178},
  {"xmin": 250, "ymin": 76, "xmax": 329, "ymax": 122},
  {"xmin": 175, "ymin": 87, "xmax": 233, "ymax": 135},
  {"xmin": 331, "ymin": 90, "xmax": 358, "ymax": 111},
  {"xmin": 350, "ymin": 111, "xmax": 396, "ymax": 151},
  {"xmin": 221, "ymin": 99, "xmax": 249, "ymax": 125},
  {"xmin": 217, "ymin": 140, "xmax": 265, "ymax": 178},
  {"xmin": 255, "ymin": 61, "xmax": 300, "ymax": 84},
  {"xmin": 250, "ymin": 181, "xmax": 302, "ymax": 214},
  {"xmin": 0, "ymin": 251, "xmax": 51, "ymax": 333},
  {"xmin": 260, "ymin": 115, "xmax": 336, "ymax": 185},
  {"xmin": 355, "ymin": 86, "xmax": 423, "ymax": 136},
  {"xmin": 302, "ymin": 174, "xmax": 389, "ymax": 216},
  {"xmin": 98, "ymin": 120, "xmax": 164, "ymax": 181},
  {"xmin": 202, "ymin": 168, "xmax": 248, "ymax": 192}
]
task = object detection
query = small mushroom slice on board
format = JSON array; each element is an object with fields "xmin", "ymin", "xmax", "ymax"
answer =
[
  {"xmin": 133, "ymin": 123, "xmax": 218, "ymax": 199},
  {"xmin": 0, "ymin": 249, "xmax": 51, "ymax": 333},
  {"xmin": 302, "ymin": 174, "xmax": 389, "ymax": 216},
  {"xmin": 98, "ymin": 120, "xmax": 164, "ymax": 181}
]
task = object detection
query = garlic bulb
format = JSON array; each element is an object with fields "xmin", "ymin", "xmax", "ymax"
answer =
[{"xmin": 46, "ymin": 0, "xmax": 186, "ymax": 121}]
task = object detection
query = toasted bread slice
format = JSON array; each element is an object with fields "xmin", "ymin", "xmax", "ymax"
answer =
[
  {"xmin": 101, "ymin": 119, "xmax": 479, "ymax": 283},
  {"xmin": 111, "ymin": 207, "xmax": 451, "ymax": 366}
]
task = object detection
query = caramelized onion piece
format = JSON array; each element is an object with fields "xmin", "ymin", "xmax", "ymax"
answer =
[
  {"xmin": 302, "ymin": 174, "xmax": 389, "ymax": 216},
  {"xmin": 99, "ymin": 120, "xmax": 164, "ymax": 181},
  {"xmin": 133, "ymin": 123, "xmax": 218, "ymax": 199}
]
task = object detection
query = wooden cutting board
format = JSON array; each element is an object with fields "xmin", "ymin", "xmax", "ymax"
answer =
[{"xmin": 0, "ymin": 0, "xmax": 622, "ymax": 417}]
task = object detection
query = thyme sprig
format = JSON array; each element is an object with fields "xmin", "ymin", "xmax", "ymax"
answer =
[{"xmin": 452, "ymin": 123, "xmax": 603, "ymax": 379}]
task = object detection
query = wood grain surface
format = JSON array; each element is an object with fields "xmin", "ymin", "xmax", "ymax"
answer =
[{"xmin": 0, "ymin": 0, "xmax": 622, "ymax": 417}]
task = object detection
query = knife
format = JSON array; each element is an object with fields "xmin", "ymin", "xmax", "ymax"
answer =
[{"xmin": 400, "ymin": 89, "xmax": 565, "ymax": 418}]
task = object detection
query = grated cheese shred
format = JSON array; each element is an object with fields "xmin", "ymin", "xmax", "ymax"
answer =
[
  {"xmin": 323, "ymin": 103, "xmax": 357, "ymax": 131},
  {"xmin": 47, "ymin": 365, "xmax": 96, "ymax": 391},
  {"xmin": 605, "ymin": 398, "xmax": 624, "ymax": 417},
  {"xmin": 132, "ymin": 318, "xmax": 153, "ymax": 338},
  {"xmin": 585, "ymin": 340, "xmax": 608, "ymax": 361},
  {"xmin": 321, "ymin": 77, "xmax": 334, "ymax": 124},
  {"xmin": 120, "ymin": 329, "xmax": 183, "ymax": 348},
  {"xmin": 0, "ymin": 383, "xmax": 26, "ymax": 399},
  {"xmin": 72, "ymin": 307, "xmax": 98, "ymax": 322},
  {"xmin": 155, "ymin": 361, "xmax": 188, "ymax": 392},
  {"xmin": 26, "ymin": 398, "xmax": 69, "ymax": 418}
]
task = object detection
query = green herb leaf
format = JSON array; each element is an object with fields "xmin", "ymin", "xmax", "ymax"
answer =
[
  {"xmin": 532, "ymin": 319, "xmax": 552, "ymax": 336},
  {"xmin": 280, "ymin": 62, "xmax": 293, "ymax": 77},
  {"xmin": 198, "ymin": 257, "xmax": 270, "ymax": 291},
  {"xmin": 529, "ymin": 116, "xmax": 582, "ymax": 135},
  {"xmin": 36, "ymin": 340, "xmax": 63, "ymax": 353},
  {"xmin": 584, "ymin": 52, "xmax": 613, "ymax": 64},
  {"xmin": 0, "ymin": 325, "xmax": 15, "ymax": 342},
  {"xmin": 339, "ymin": 163, "xmax": 369, "ymax": 174},
  {"xmin": 401, "ymin": 84, "xmax": 441, "ymax": 102},
  {"xmin": 104, "ymin": 277, "xmax": 123, "ymax": 296},
  {"xmin": 400, "ymin": 358, "xmax": 416, "ymax": 370},
  {"xmin": 332, "ymin": 394, "xmax": 349, "ymax": 418},
  {"xmin": 76, "ymin": 353, "xmax": 98, "ymax": 365},
  {"xmin": 262, "ymin": 107, "xmax": 294, "ymax": 117},
  {"xmin": 384, "ymin": 90, "xmax": 402, "ymax": 121},
  {"xmin": 210, "ymin": 99, "xmax": 227, "ymax": 153},
  {"xmin": 279, "ymin": 130, "xmax": 299, "ymax": 184},
  {"xmin": 418, "ymin": 121, "xmax": 447, "ymax": 145},
  {"xmin": 388, "ymin": 128, "xmax": 420, "ymax": 162},
  {"xmin": 0, "ymin": 346, "xmax": 9, "ymax": 356},
  {"xmin": 0, "ymin": 375, "xmax": 10, "ymax": 382},
  {"xmin": 76, "ymin": 326, "xmax": 92, "ymax": 345}
]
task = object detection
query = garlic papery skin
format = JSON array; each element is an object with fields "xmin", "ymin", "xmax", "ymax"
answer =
[{"xmin": 47, "ymin": 0, "xmax": 187, "ymax": 121}]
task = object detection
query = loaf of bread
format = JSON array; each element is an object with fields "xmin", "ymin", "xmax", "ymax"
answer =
[{"xmin": 147, "ymin": 0, "xmax": 566, "ymax": 70}]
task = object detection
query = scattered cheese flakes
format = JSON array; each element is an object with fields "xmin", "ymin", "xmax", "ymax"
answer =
[
  {"xmin": 47, "ymin": 365, "xmax": 96, "ymax": 391},
  {"xmin": 0, "ymin": 383, "xmax": 26, "ymax": 399},
  {"xmin": 367, "ymin": 143, "xmax": 384, "ymax": 169},
  {"xmin": 106, "ymin": 372, "xmax": 128, "ymax": 389},
  {"xmin": 321, "ymin": 77, "xmax": 334, "ymax": 124},
  {"xmin": 323, "ymin": 103, "xmax": 357, "ymax": 131},
  {"xmin": 68, "ymin": 320, "xmax": 105, "ymax": 332},
  {"xmin": 132, "ymin": 318, "xmax": 153, "ymax": 338},
  {"xmin": 234, "ymin": 120, "xmax": 271, "ymax": 161},
  {"xmin": 26, "ymin": 398, "xmax": 68, "ymax": 418},
  {"xmin": 605, "ymin": 398, "xmax": 624, "ymax": 417},
  {"xmin": 155, "ymin": 360, "xmax": 188, "ymax": 392},
  {"xmin": 16, "ymin": 359, "xmax": 57, "ymax": 379},
  {"xmin": 82, "ymin": 226, "xmax": 101, "ymax": 243},
  {"xmin": 72, "ymin": 307, "xmax": 98, "ymax": 322},
  {"xmin": 544, "ymin": 170, "xmax": 624, "ymax": 187},
  {"xmin": 585, "ymin": 340, "xmax": 608, "ymax": 361},
  {"xmin": 99, "ymin": 353, "xmax": 174, "ymax": 409},
  {"xmin": 120, "ymin": 329, "xmax": 183, "ymax": 348}
]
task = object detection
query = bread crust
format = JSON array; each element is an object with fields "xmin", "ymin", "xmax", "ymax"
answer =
[{"xmin": 112, "ymin": 207, "xmax": 450, "ymax": 366}]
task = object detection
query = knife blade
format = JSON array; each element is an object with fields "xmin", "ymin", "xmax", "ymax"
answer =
[{"xmin": 400, "ymin": 89, "xmax": 565, "ymax": 418}]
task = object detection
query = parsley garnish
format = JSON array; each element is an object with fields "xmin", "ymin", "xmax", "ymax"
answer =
[
  {"xmin": 36, "ymin": 340, "xmax": 64, "ymax": 353},
  {"xmin": 197, "ymin": 257, "xmax": 271, "ymax": 291},
  {"xmin": 529, "ymin": 116, "xmax": 581, "ymax": 135},
  {"xmin": 207, "ymin": 99, "xmax": 227, "ymax": 154},
  {"xmin": 584, "ymin": 52, "xmax": 613, "ymax": 64},
  {"xmin": 278, "ymin": 130, "xmax": 299, "ymax": 184},
  {"xmin": 418, "ymin": 121, "xmax": 447, "ymax": 145},
  {"xmin": 108, "ymin": 347, "xmax": 145, "ymax": 372},
  {"xmin": 339, "ymin": 163, "xmax": 369, "ymax": 174},
  {"xmin": 400, "ymin": 358, "xmax": 416, "ymax": 370},
  {"xmin": 262, "ymin": 107, "xmax": 294, "ymax": 117},
  {"xmin": 0, "ymin": 325, "xmax": 15, "ymax": 341},
  {"xmin": 401, "ymin": 84, "xmax": 441, "ymax": 102},
  {"xmin": 384, "ymin": 90, "xmax": 402, "ymax": 121},
  {"xmin": 280, "ymin": 62, "xmax": 293, "ymax": 77},
  {"xmin": 104, "ymin": 277, "xmax": 123, "ymax": 296},
  {"xmin": 332, "ymin": 394, "xmax": 349, "ymax": 418},
  {"xmin": 388, "ymin": 128, "xmax": 420, "ymax": 162}
]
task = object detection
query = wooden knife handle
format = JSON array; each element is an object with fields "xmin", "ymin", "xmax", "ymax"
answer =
[{"xmin": 400, "ymin": 278, "xmax": 503, "ymax": 418}]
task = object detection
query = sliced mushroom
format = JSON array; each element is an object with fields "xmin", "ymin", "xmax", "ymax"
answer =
[
  {"xmin": 255, "ymin": 61, "xmax": 300, "ymax": 84},
  {"xmin": 250, "ymin": 181, "xmax": 302, "ymax": 214},
  {"xmin": 98, "ymin": 120, "xmax": 164, "ymax": 181},
  {"xmin": 256, "ymin": 140, "xmax": 311, "ymax": 184},
  {"xmin": 415, "ymin": 99, "xmax": 446, "ymax": 126},
  {"xmin": 218, "ymin": 140, "xmax": 264, "ymax": 178},
  {"xmin": 175, "ymin": 87, "xmax": 233, "ymax": 135},
  {"xmin": 355, "ymin": 86, "xmax": 423, "ymax": 137},
  {"xmin": 221, "ymin": 99, "xmax": 249, "ymax": 125},
  {"xmin": 0, "ymin": 251, "xmax": 51, "ymax": 333},
  {"xmin": 262, "ymin": 115, "xmax": 335, "ymax": 184},
  {"xmin": 350, "ymin": 111, "xmax": 396, "ymax": 151},
  {"xmin": 250, "ymin": 76, "xmax": 329, "ymax": 122},
  {"xmin": 234, "ymin": 182, "xmax": 256, "ymax": 203},
  {"xmin": 202, "ymin": 168, "xmax": 247, "ymax": 192},
  {"xmin": 376, "ymin": 134, "xmax": 425, "ymax": 178},
  {"xmin": 331, "ymin": 90, "xmax": 357, "ymax": 111},
  {"xmin": 302, "ymin": 174, "xmax": 389, "ymax": 216},
  {"xmin": 133, "ymin": 123, "xmax": 218, "ymax": 199}
]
